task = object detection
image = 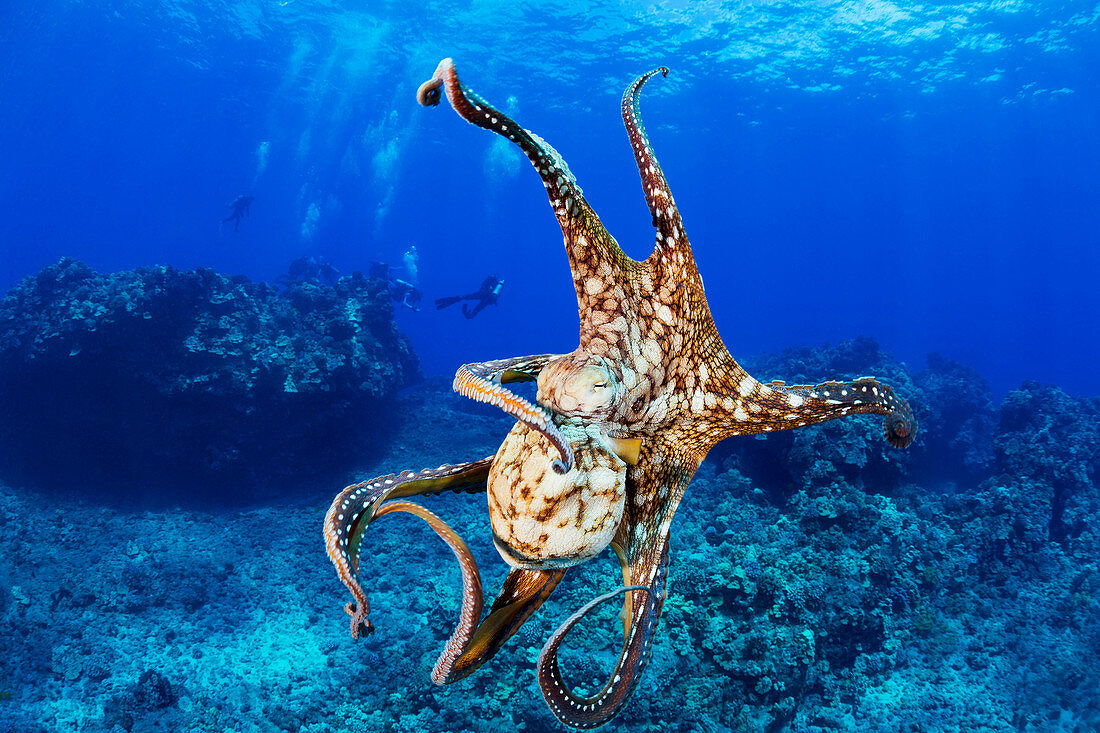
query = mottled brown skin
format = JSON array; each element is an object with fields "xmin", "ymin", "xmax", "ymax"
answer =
[
  {"xmin": 325, "ymin": 59, "xmax": 916, "ymax": 729},
  {"xmin": 489, "ymin": 422, "xmax": 626, "ymax": 570}
]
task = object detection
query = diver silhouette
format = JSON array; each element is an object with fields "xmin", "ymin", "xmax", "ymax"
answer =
[
  {"xmin": 369, "ymin": 260, "xmax": 422, "ymax": 311},
  {"xmin": 222, "ymin": 195, "xmax": 254, "ymax": 232},
  {"xmin": 391, "ymin": 279, "xmax": 423, "ymax": 311},
  {"xmin": 435, "ymin": 274, "xmax": 504, "ymax": 319}
]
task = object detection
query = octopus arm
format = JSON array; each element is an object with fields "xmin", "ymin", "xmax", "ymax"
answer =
[
  {"xmin": 780, "ymin": 376, "xmax": 916, "ymax": 448},
  {"xmin": 439, "ymin": 567, "xmax": 566, "ymax": 683},
  {"xmin": 454, "ymin": 357, "xmax": 576, "ymax": 474},
  {"xmin": 417, "ymin": 58, "xmax": 631, "ymax": 292},
  {"xmin": 324, "ymin": 458, "xmax": 571, "ymax": 686},
  {"xmin": 536, "ymin": 450, "xmax": 693, "ymax": 729},
  {"xmin": 621, "ymin": 69, "xmax": 685, "ymax": 244},
  {"xmin": 459, "ymin": 353, "xmax": 561, "ymax": 384},
  {"xmin": 537, "ymin": 535, "xmax": 670, "ymax": 729},
  {"xmin": 707, "ymin": 373, "xmax": 917, "ymax": 448},
  {"xmin": 322, "ymin": 459, "xmax": 492, "ymax": 640},
  {"xmin": 372, "ymin": 499, "xmax": 485, "ymax": 685}
]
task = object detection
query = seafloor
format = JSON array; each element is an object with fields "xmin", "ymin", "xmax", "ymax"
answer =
[{"xmin": 1, "ymin": 265, "xmax": 1098, "ymax": 732}]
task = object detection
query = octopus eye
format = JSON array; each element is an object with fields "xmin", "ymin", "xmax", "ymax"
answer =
[{"xmin": 592, "ymin": 382, "xmax": 607, "ymax": 391}]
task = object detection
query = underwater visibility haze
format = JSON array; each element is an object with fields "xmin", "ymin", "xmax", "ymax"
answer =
[{"xmin": 1, "ymin": 1, "xmax": 1098, "ymax": 731}]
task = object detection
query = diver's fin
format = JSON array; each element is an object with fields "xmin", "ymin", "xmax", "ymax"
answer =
[{"xmin": 435, "ymin": 295, "xmax": 462, "ymax": 309}]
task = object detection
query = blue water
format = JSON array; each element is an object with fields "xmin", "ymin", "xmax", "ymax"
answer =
[
  {"xmin": 3, "ymin": 5, "xmax": 1100, "ymax": 731},
  {"xmin": 2, "ymin": 1, "xmax": 1098, "ymax": 398}
]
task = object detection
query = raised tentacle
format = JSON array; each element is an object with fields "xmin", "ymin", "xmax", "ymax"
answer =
[
  {"xmin": 323, "ymin": 459, "xmax": 492, "ymax": 639},
  {"xmin": 416, "ymin": 58, "xmax": 597, "ymax": 233},
  {"xmin": 617, "ymin": 65, "xmax": 709, "ymax": 341},
  {"xmin": 622, "ymin": 68, "xmax": 683, "ymax": 243},
  {"xmin": 455, "ymin": 361, "xmax": 575, "ymax": 474},
  {"xmin": 704, "ymin": 373, "xmax": 917, "ymax": 448},
  {"xmin": 417, "ymin": 58, "xmax": 636, "ymax": 311}
]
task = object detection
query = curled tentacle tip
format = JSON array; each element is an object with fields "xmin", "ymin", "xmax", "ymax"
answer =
[
  {"xmin": 352, "ymin": 616, "xmax": 375, "ymax": 638},
  {"xmin": 551, "ymin": 459, "xmax": 571, "ymax": 475},
  {"xmin": 660, "ymin": 67, "xmax": 670, "ymax": 77},
  {"xmin": 884, "ymin": 416, "xmax": 915, "ymax": 449},
  {"xmin": 345, "ymin": 602, "xmax": 374, "ymax": 639},
  {"xmin": 417, "ymin": 77, "xmax": 443, "ymax": 107}
]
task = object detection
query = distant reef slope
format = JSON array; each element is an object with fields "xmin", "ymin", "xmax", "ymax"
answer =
[{"xmin": 0, "ymin": 258, "xmax": 419, "ymax": 501}]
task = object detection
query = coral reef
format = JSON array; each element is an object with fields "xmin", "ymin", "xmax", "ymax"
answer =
[
  {"xmin": 911, "ymin": 352, "xmax": 996, "ymax": 487},
  {"xmin": 0, "ymin": 259, "xmax": 419, "ymax": 501},
  {"xmin": 989, "ymin": 381, "xmax": 1100, "ymax": 550},
  {"xmin": 0, "ymin": 338, "xmax": 1097, "ymax": 732}
]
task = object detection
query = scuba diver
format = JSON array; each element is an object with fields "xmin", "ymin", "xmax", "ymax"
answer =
[
  {"xmin": 369, "ymin": 261, "xmax": 422, "ymax": 311},
  {"xmin": 435, "ymin": 274, "xmax": 504, "ymax": 319},
  {"xmin": 390, "ymin": 279, "xmax": 422, "ymax": 311},
  {"xmin": 222, "ymin": 195, "xmax": 254, "ymax": 232}
]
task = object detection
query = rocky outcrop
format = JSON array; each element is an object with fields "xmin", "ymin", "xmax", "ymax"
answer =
[{"xmin": 0, "ymin": 259, "xmax": 420, "ymax": 501}]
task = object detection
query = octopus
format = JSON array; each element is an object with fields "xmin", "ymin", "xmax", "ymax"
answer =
[{"xmin": 323, "ymin": 58, "xmax": 916, "ymax": 729}]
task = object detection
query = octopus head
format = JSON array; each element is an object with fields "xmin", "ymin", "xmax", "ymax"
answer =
[{"xmin": 537, "ymin": 355, "xmax": 622, "ymax": 421}]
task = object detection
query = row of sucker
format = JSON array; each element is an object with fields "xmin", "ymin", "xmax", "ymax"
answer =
[
  {"xmin": 371, "ymin": 500, "xmax": 485, "ymax": 684},
  {"xmin": 322, "ymin": 460, "xmax": 491, "ymax": 639},
  {"xmin": 454, "ymin": 364, "xmax": 576, "ymax": 473}
]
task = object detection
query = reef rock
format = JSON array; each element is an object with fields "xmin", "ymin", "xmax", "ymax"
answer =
[
  {"xmin": 911, "ymin": 352, "xmax": 995, "ymax": 487},
  {"xmin": 0, "ymin": 258, "xmax": 419, "ymax": 501},
  {"xmin": 986, "ymin": 381, "xmax": 1100, "ymax": 551}
]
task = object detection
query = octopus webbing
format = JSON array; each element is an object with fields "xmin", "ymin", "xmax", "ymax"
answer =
[{"xmin": 323, "ymin": 58, "xmax": 916, "ymax": 729}]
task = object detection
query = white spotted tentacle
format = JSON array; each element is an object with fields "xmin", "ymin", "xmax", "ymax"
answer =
[
  {"xmin": 322, "ymin": 459, "xmax": 492, "ymax": 639},
  {"xmin": 537, "ymin": 561, "xmax": 668, "ymax": 727}
]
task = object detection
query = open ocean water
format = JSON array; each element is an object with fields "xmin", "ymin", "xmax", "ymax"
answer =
[{"xmin": 1, "ymin": 1, "xmax": 1098, "ymax": 732}]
